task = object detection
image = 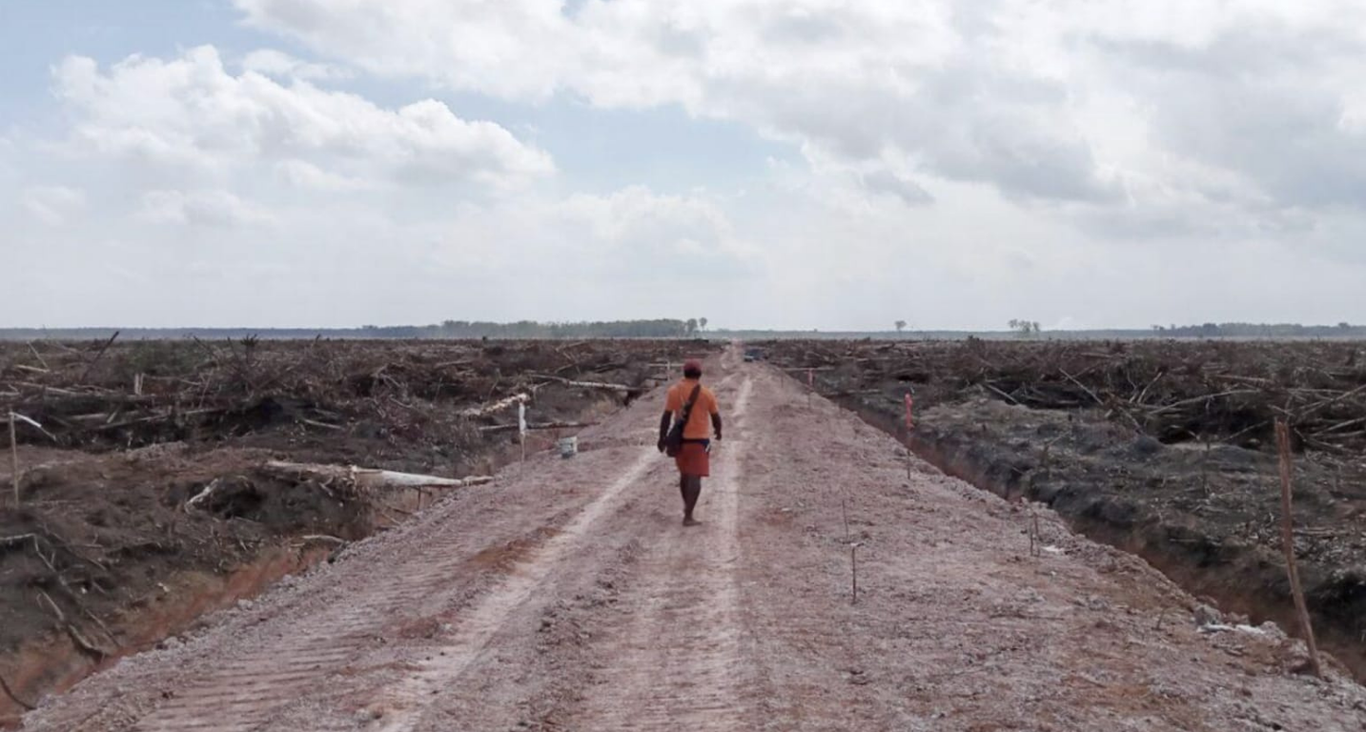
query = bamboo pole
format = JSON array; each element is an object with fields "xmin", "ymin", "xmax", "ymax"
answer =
[{"xmin": 1274, "ymin": 419, "xmax": 1322, "ymax": 678}]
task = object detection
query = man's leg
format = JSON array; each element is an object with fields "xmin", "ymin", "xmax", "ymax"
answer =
[{"xmin": 682, "ymin": 475, "xmax": 702, "ymax": 526}]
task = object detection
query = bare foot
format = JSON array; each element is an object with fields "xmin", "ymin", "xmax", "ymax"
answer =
[{"xmin": 683, "ymin": 517, "xmax": 701, "ymax": 527}]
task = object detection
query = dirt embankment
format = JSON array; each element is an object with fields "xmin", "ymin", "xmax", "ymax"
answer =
[
  {"xmin": 0, "ymin": 338, "xmax": 717, "ymax": 724},
  {"xmin": 759, "ymin": 338, "xmax": 1366, "ymax": 681}
]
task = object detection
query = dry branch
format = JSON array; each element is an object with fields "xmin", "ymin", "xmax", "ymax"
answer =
[
  {"xmin": 460, "ymin": 393, "xmax": 528, "ymax": 418},
  {"xmin": 528, "ymin": 374, "xmax": 635, "ymax": 393},
  {"xmin": 8, "ymin": 412, "xmax": 18, "ymax": 506},
  {"xmin": 184, "ymin": 477, "xmax": 225, "ymax": 513},
  {"xmin": 27, "ymin": 342, "xmax": 50, "ymax": 371},
  {"xmin": 299, "ymin": 534, "xmax": 346, "ymax": 545},
  {"xmin": 478, "ymin": 421, "xmax": 596, "ymax": 434},
  {"xmin": 77, "ymin": 331, "xmax": 120, "ymax": 382},
  {"xmin": 262, "ymin": 460, "xmax": 493, "ymax": 490},
  {"xmin": 1275, "ymin": 419, "xmax": 1322, "ymax": 679}
]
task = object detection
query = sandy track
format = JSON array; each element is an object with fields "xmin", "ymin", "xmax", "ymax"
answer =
[
  {"xmin": 561, "ymin": 377, "xmax": 754, "ymax": 730},
  {"xmin": 21, "ymin": 349, "xmax": 1366, "ymax": 732}
]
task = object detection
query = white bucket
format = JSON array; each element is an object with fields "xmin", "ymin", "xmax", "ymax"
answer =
[{"xmin": 558, "ymin": 436, "xmax": 579, "ymax": 459}]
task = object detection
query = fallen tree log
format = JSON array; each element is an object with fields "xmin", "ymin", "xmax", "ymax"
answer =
[
  {"xmin": 478, "ymin": 421, "xmax": 596, "ymax": 434},
  {"xmin": 91, "ymin": 408, "xmax": 223, "ymax": 432},
  {"xmin": 261, "ymin": 460, "xmax": 494, "ymax": 490},
  {"xmin": 459, "ymin": 393, "xmax": 528, "ymax": 418},
  {"xmin": 528, "ymin": 374, "xmax": 635, "ymax": 393},
  {"xmin": 184, "ymin": 477, "xmax": 225, "ymax": 513}
]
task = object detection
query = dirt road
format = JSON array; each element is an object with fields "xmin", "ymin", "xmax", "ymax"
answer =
[{"xmin": 20, "ymin": 349, "xmax": 1366, "ymax": 731}]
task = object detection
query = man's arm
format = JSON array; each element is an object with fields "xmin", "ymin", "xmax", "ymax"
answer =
[
  {"xmin": 711, "ymin": 412, "xmax": 723, "ymax": 441},
  {"xmin": 658, "ymin": 411, "xmax": 672, "ymax": 452}
]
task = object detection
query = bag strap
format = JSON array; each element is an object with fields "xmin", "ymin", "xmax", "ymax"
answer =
[{"xmin": 677, "ymin": 383, "xmax": 704, "ymax": 429}]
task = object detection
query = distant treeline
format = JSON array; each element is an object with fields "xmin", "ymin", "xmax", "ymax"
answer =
[
  {"xmin": 0, "ymin": 319, "xmax": 705, "ymax": 341},
  {"xmin": 1147, "ymin": 322, "xmax": 1363, "ymax": 338},
  {"xmin": 2, "ymin": 320, "xmax": 1363, "ymax": 342},
  {"xmin": 420, "ymin": 319, "xmax": 701, "ymax": 338}
]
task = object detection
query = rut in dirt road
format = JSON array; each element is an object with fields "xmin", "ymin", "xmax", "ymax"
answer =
[
  {"xmin": 366, "ymin": 448, "xmax": 659, "ymax": 732},
  {"xmin": 564, "ymin": 378, "xmax": 755, "ymax": 730},
  {"xmin": 20, "ymin": 350, "xmax": 1366, "ymax": 732}
]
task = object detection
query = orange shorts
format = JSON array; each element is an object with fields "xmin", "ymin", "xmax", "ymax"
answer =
[{"xmin": 674, "ymin": 441, "xmax": 710, "ymax": 477}]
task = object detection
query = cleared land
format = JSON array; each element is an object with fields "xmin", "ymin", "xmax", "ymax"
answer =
[
  {"xmin": 0, "ymin": 338, "xmax": 715, "ymax": 724},
  {"xmin": 759, "ymin": 338, "xmax": 1366, "ymax": 681},
  {"xmin": 8, "ymin": 346, "xmax": 1366, "ymax": 731}
]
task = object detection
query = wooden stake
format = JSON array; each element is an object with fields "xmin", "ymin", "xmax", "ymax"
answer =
[
  {"xmin": 8, "ymin": 413, "xmax": 18, "ymax": 507},
  {"xmin": 904, "ymin": 394, "xmax": 915, "ymax": 479},
  {"xmin": 850, "ymin": 543, "xmax": 859, "ymax": 604},
  {"xmin": 841, "ymin": 496, "xmax": 850, "ymax": 540},
  {"xmin": 1027, "ymin": 505, "xmax": 1042, "ymax": 558},
  {"xmin": 1201, "ymin": 434, "xmax": 1211, "ymax": 497},
  {"xmin": 1275, "ymin": 419, "xmax": 1322, "ymax": 678}
]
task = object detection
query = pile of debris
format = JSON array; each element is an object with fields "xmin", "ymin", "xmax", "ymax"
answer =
[
  {"xmin": 769, "ymin": 338, "xmax": 1366, "ymax": 455},
  {"xmin": 762, "ymin": 337, "xmax": 1366, "ymax": 682},
  {"xmin": 0, "ymin": 336, "xmax": 716, "ymax": 722},
  {"xmin": 1, "ymin": 337, "xmax": 713, "ymax": 460}
]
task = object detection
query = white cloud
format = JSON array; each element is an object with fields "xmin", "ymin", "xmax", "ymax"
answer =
[
  {"xmin": 274, "ymin": 159, "xmax": 375, "ymax": 191},
  {"xmin": 231, "ymin": 0, "xmax": 1110, "ymax": 203},
  {"xmin": 429, "ymin": 185, "xmax": 760, "ymax": 280},
  {"xmin": 20, "ymin": 185, "xmax": 86, "ymax": 226},
  {"xmin": 860, "ymin": 170, "xmax": 933, "ymax": 206},
  {"xmin": 52, "ymin": 46, "xmax": 553, "ymax": 189},
  {"xmin": 138, "ymin": 189, "xmax": 276, "ymax": 228},
  {"xmin": 241, "ymin": 49, "xmax": 351, "ymax": 81},
  {"xmin": 233, "ymin": 0, "xmax": 1366, "ymax": 218},
  {"xmin": 557, "ymin": 186, "xmax": 741, "ymax": 251},
  {"xmin": 8, "ymin": 2, "xmax": 1366, "ymax": 329}
]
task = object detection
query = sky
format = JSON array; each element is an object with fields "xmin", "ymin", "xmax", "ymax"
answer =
[{"xmin": 4, "ymin": 1, "xmax": 1366, "ymax": 331}]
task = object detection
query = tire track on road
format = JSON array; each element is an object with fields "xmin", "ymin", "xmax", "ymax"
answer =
[
  {"xmin": 367, "ymin": 448, "xmax": 660, "ymax": 732},
  {"xmin": 563, "ymin": 377, "xmax": 755, "ymax": 731},
  {"xmin": 29, "ymin": 442, "xmax": 664, "ymax": 732}
]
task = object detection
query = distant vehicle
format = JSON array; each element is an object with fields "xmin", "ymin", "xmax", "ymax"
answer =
[{"xmin": 743, "ymin": 348, "xmax": 765, "ymax": 362}]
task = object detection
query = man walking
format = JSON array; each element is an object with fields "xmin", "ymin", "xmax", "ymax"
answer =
[{"xmin": 658, "ymin": 359, "xmax": 722, "ymax": 526}]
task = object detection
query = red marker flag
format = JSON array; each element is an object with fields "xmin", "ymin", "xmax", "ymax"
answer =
[{"xmin": 904, "ymin": 393, "xmax": 914, "ymax": 429}]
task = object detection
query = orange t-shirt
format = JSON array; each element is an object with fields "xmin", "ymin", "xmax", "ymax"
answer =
[{"xmin": 665, "ymin": 379, "xmax": 720, "ymax": 440}]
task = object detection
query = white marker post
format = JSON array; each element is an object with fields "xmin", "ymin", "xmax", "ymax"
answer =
[
  {"xmin": 808, "ymin": 368, "xmax": 815, "ymax": 407},
  {"xmin": 518, "ymin": 401, "xmax": 528, "ymax": 463},
  {"xmin": 8, "ymin": 412, "xmax": 41, "ymax": 507}
]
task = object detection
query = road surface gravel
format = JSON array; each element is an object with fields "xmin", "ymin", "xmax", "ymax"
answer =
[{"xmin": 21, "ymin": 348, "xmax": 1366, "ymax": 731}]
